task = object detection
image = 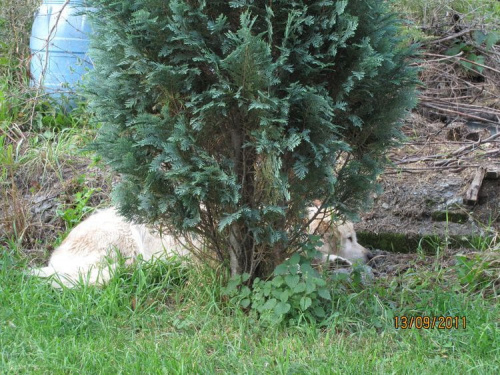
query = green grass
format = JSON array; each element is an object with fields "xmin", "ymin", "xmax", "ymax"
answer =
[
  {"xmin": 1, "ymin": 247, "xmax": 498, "ymax": 374},
  {"xmin": 0, "ymin": 1, "xmax": 499, "ymax": 372}
]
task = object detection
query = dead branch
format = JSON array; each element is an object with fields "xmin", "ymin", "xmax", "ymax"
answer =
[
  {"xmin": 424, "ymin": 29, "xmax": 477, "ymax": 45},
  {"xmin": 452, "ymin": 132, "xmax": 500, "ymax": 156},
  {"xmin": 385, "ymin": 164, "xmax": 478, "ymax": 174},
  {"xmin": 420, "ymin": 102, "xmax": 500, "ymax": 124}
]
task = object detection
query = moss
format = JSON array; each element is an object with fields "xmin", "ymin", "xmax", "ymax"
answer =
[
  {"xmin": 431, "ymin": 210, "xmax": 468, "ymax": 224},
  {"xmin": 357, "ymin": 231, "xmax": 497, "ymax": 254},
  {"xmin": 357, "ymin": 232, "xmax": 414, "ymax": 253}
]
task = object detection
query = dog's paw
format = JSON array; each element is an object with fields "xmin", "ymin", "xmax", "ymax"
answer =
[{"xmin": 326, "ymin": 254, "xmax": 352, "ymax": 268}]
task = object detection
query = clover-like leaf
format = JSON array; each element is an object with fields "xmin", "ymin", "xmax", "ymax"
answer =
[
  {"xmin": 274, "ymin": 302, "xmax": 291, "ymax": 316},
  {"xmin": 285, "ymin": 274, "xmax": 300, "ymax": 289},
  {"xmin": 300, "ymin": 296, "xmax": 312, "ymax": 310},
  {"xmin": 317, "ymin": 288, "xmax": 331, "ymax": 301}
]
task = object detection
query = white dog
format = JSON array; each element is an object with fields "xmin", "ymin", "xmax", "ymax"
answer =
[
  {"xmin": 306, "ymin": 205, "xmax": 373, "ymax": 266},
  {"xmin": 31, "ymin": 206, "xmax": 371, "ymax": 287},
  {"xmin": 30, "ymin": 208, "xmax": 190, "ymax": 287}
]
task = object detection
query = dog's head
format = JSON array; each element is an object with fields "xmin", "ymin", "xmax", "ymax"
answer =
[
  {"xmin": 307, "ymin": 207, "xmax": 373, "ymax": 264},
  {"xmin": 331, "ymin": 221, "xmax": 372, "ymax": 264}
]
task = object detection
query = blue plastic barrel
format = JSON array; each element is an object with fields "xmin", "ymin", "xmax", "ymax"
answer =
[{"xmin": 30, "ymin": 0, "xmax": 93, "ymax": 106}]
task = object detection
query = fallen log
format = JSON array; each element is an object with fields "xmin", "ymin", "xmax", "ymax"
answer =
[{"xmin": 463, "ymin": 167, "xmax": 486, "ymax": 205}]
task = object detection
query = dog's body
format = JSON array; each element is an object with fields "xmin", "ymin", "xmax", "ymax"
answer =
[
  {"xmin": 32, "ymin": 206, "xmax": 371, "ymax": 287},
  {"xmin": 31, "ymin": 208, "xmax": 190, "ymax": 287}
]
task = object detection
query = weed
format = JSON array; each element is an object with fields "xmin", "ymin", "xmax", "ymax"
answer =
[
  {"xmin": 455, "ymin": 249, "xmax": 500, "ymax": 297},
  {"xmin": 393, "ymin": 0, "xmax": 500, "ymax": 29},
  {"xmin": 0, "ymin": 135, "xmax": 29, "ymax": 244},
  {"xmin": 445, "ymin": 29, "xmax": 500, "ymax": 73},
  {"xmin": 223, "ymin": 237, "xmax": 373, "ymax": 326},
  {"xmin": 57, "ymin": 187, "xmax": 96, "ymax": 231}
]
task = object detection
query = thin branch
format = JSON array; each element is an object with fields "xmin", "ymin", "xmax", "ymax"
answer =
[
  {"xmin": 424, "ymin": 29, "xmax": 476, "ymax": 45},
  {"xmin": 420, "ymin": 102, "xmax": 500, "ymax": 125},
  {"xmin": 385, "ymin": 164, "xmax": 479, "ymax": 173}
]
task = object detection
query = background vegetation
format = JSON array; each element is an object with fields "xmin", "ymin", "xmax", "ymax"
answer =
[{"xmin": 0, "ymin": 0, "xmax": 499, "ymax": 373}]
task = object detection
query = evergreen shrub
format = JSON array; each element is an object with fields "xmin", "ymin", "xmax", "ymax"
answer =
[{"xmin": 86, "ymin": 0, "xmax": 418, "ymax": 278}]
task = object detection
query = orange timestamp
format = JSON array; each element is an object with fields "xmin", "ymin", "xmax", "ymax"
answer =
[{"xmin": 394, "ymin": 316, "xmax": 466, "ymax": 329}]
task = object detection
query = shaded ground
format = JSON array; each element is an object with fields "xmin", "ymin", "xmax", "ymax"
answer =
[
  {"xmin": 2, "ymin": 113, "xmax": 498, "ymax": 273},
  {"xmin": 356, "ymin": 112, "xmax": 500, "ymax": 254},
  {"xmin": 0, "ymin": 152, "xmax": 114, "ymax": 262}
]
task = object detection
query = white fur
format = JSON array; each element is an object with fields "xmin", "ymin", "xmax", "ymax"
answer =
[
  {"xmin": 31, "ymin": 206, "xmax": 370, "ymax": 287},
  {"xmin": 30, "ymin": 208, "xmax": 189, "ymax": 287},
  {"xmin": 306, "ymin": 206, "xmax": 372, "ymax": 265}
]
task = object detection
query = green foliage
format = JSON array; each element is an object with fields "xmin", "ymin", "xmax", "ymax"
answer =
[
  {"xmin": 2, "ymin": 243, "xmax": 500, "ymax": 372},
  {"xmin": 445, "ymin": 30, "xmax": 500, "ymax": 73},
  {"xmin": 393, "ymin": 0, "xmax": 500, "ymax": 28},
  {"xmin": 222, "ymin": 236, "xmax": 372, "ymax": 324},
  {"xmin": 0, "ymin": 134, "xmax": 16, "ymax": 182},
  {"xmin": 32, "ymin": 103, "xmax": 80, "ymax": 132},
  {"xmin": 223, "ymin": 237, "xmax": 332, "ymax": 324},
  {"xmin": 0, "ymin": 0, "xmax": 88, "ymax": 132},
  {"xmin": 455, "ymin": 250, "xmax": 499, "ymax": 295},
  {"xmin": 86, "ymin": 0, "xmax": 418, "ymax": 277},
  {"xmin": 455, "ymin": 254, "xmax": 484, "ymax": 286},
  {"xmin": 0, "ymin": 0, "xmax": 39, "ymax": 75},
  {"xmin": 0, "ymin": 0, "xmax": 40, "ymax": 127},
  {"xmin": 77, "ymin": 253, "xmax": 190, "ymax": 308},
  {"xmin": 57, "ymin": 187, "xmax": 96, "ymax": 230}
]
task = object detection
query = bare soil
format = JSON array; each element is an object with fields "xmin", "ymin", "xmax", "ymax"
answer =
[
  {"xmin": 356, "ymin": 112, "xmax": 500, "ymax": 255},
  {"xmin": 3, "ymin": 111, "xmax": 499, "ymax": 274}
]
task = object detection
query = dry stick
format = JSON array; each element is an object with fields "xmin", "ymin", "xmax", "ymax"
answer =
[
  {"xmin": 29, "ymin": 0, "xmax": 71, "ymax": 128},
  {"xmin": 0, "ymin": 126, "xmax": 19, "ymax": 144},
  {"xmin": 402, "ymin": 141, "xmax": 480, "ymax": 146},
  {"xmin": 419, "ymin": 97, "xmax": 500, "ymax": 117},
  {"xmin": 395, "ymin": 154, "xmax": 449, "ymax": 165},
  {"xmin": 422, "ymin": 51, "xmax": 500, "ymax": 75},
  {"xmin": 454, "ymin": 76, "xmax": 500, "ymax": 100},
  {"xmin": 420, "ymin": 102, "xmax": 500, "ymax": 125},
  {"xmin": 420, "ymin": 95, "xmax": 478, "ymax": 101},
  {"xmin": 395, "ymin": 140, "xmax": 500, "ymax": 165},
  {"xmin": 418, "ymin": 51, "xmax": 463, "ymax": 63},
  {"xmin": 39, "ymin": 0, "xmax": 71, "ymax": 86},
  {"xmin": 457, "ymin": 56, "xmax": 500, "ymax": 75},
  {"xmin": 395, "ymin": 134, "xmax": 500, "ymax": 166},
  {"xmin": 482, "ymin": 149, "xmax": 500, "ymax": 158},
  {"xmin": 476, "ymin": 45, "xmax": 500, "ymax": 59},
  {"xmin": 434, "ymin": 158, "xmax": 458, "ymax": 167},
  {"xmin": 422, "ymin": 63, "xmax": 500, "ymax": 100},
  {"xmin": 424, "ymin": 29, "xmax": 477, "ymax": 45},
  {"xmin": 423, "ymin": 98, "xmax": 497, "ymax": 111},
  {"xmin": 452, "ymin": 132, "xmax": 500, "ymax": 156},
  {"xmin": 385, "ymin": 164, "xmax": 479, "ymax": 174}
]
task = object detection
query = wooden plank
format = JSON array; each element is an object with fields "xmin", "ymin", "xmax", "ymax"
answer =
[{"xmin": 463, "ymin": 167, "xmax": 486, "ymax": 205}]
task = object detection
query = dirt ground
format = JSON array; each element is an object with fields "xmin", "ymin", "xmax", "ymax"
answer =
[
  {"xmin": 355, "ymin": 112, "xmax": 500, "ymax": 255},
  {"xmin": 3, "ymin": 46, "xmax": 500, "ymax": 277},
  {"xmin": 2, "ymin": 112, "xmax": 499, "ymax": 274}
]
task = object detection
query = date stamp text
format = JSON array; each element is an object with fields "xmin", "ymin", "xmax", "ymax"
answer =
[{"xmin": 394, "ymin": 316, "xmax": 466, "ymax": 329}]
